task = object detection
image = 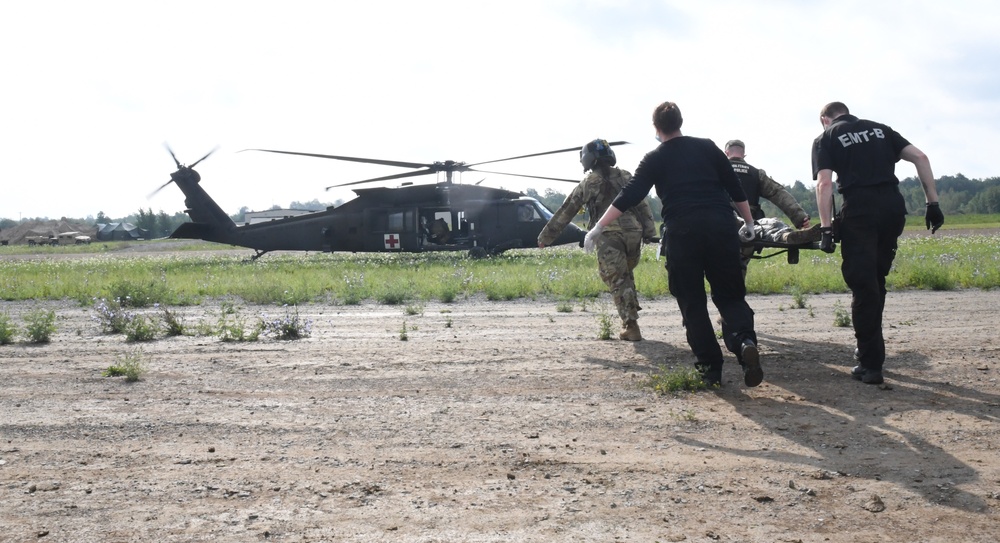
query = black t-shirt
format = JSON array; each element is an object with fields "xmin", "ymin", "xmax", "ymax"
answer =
[
  {"xmin": 811, "ymin": 114, "xmax": 911, "ymax": 192},
  {"xmin": 613, "ymin": 136, "xmax": 746, "ymax": 222}
]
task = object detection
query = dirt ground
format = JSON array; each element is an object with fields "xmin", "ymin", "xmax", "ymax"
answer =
[{"xmin": 1, "ymin": 276, "xmax": 999, "ymax": 541}]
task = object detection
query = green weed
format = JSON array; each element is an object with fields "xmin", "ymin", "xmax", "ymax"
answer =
[
  {"xmin": 125, "ymin": 315, "xmax": 159, "ymax": 342},
  {"xmin": 24, "ymin": 309, "xmax": 57, "ymax": 344},
  {"xmin": 833, "ymin": 301, "xmax": 852, "ymax": 327},
  {"xmin": 644, "ymin": 366, "xmax": 709, "ymax": 393},
  {"xmin": 0, "ymin": 312, "xmax": 17, "ymax": 345},
  {"xmin": 597, "ymin": 312, "xmax": 613, "ymax": 340},
  {"xmin": 161, "ymin": 307, "xmax": 186, "ymax": 337},
  {"xmin": 103, "ymin": 349, "xmax": 147, "ymax": 382},
  {"xmin": 790, "ymin": 287, "xmax": 808, "ymax": 309},
  {"xmin": 259, "ymin": 306, "xmax": 312, "ymax": 340}
]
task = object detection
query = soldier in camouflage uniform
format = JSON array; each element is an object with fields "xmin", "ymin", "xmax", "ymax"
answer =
[
  {"xmin": 538, "ymin": 139, "xmax": 658, "ymax": 341},
  {"xmin": 725, "ymin": 140, "xmax": 812, "ymax": 274}
]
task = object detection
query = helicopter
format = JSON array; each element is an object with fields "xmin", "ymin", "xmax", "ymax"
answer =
[{"xmin": 153, "ymin": 143, "xmax": 627, "ymax": 260}]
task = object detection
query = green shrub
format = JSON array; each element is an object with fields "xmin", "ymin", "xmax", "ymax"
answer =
[
  {"xmin": 833, "ymin": 301, "xmax": 852, "ymax": 327},
  {"xmin": 597, "ymin": 313, "xmax": 613, "ymax": 340},
  {"xmin": 217, "ymin": 314, "xmax": 260, "ymax": 342},
  {"xmin": 125, "ymin": 315, "xmax": 159, "ymax": 342},
  {"xmin": 644, "ymin": 366, "xmax": 709, "ymax": 393},
  {"xmin": 92, "ymin": 297, "xmax": 136, "ymax": 334},
  {"xmin": 161, "ymin": 307, "xmax": 186, "ymax": 337},
  {"xmin": 0, "ymin": 312, "xmax": 17, "ymax": 345},
  {"xmin": 103, "ymin": 349, "xmax": 147, "ymax": 382},
  {"xmin": 24, "ymin": 309, "xmax": 57, "ymax": 344},
  {"xmin": 259, "ymin": 307, "xmax": 312, "ymax": 340}
]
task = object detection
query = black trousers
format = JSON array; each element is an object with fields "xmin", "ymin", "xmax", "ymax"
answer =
[
  {"xmin": 839, "ymin": 186, "xmax": 907, "ymax": 371},
  {"xmin": 664, "ymin": 212, "xmax": 756, "ymax": 371}
]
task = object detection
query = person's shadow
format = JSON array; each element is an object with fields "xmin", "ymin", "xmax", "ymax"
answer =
[{"xmin": 612, "ymin": 330, "xmax": 996, "ymax": 513}]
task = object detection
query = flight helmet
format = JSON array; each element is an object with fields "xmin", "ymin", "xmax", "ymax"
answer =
[{"xmin": 580, "ymin": 139, "xmax": 616, "ymax": 172}]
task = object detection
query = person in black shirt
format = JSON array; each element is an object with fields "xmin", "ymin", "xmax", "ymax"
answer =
[
  {"xmin": 586, "ymin": 101, "xmax": 763, "ymax": 388},
  {"xmin": 812, "ymin": 101, "xmax": 944, "ymax": 385}
]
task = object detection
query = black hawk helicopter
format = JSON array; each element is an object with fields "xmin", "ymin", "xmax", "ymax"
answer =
[{"xmin": 153, "ymin": 143, "xmax": 627, "ymax": 260}]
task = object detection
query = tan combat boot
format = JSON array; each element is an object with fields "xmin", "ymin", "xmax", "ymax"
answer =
[
  {"xmin": 619, "ymin": 320, "xmax": 642, "ymax": 341},
  {"xmin": 783, "ymin": 224, "xmax": 823, "ymax": 245}
]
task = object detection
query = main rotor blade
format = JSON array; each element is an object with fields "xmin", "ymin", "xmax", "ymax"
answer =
[
  {"xmin": 248, "ymin": 149, "xmax": 429, "ymax": 170},
  {"xmin": 189, "ymin": 146, "xmax": 219, "ymax": 168},
  {"xmin": 325, "ymin": 168, "xmax": 437, "ymax": 190},
  {"xmin": 147, "ymin": 179, "xmax": 174, "ymax": 199},
  {"xmin": 470, "ymin": 168, "xmax": 580, "ymax": 183},
  {"xmin": 164, "ymin": 142, "xmax": 181, "ymax": 169},
  {"xmin": 469, "ymin": 141, "xmax": 629, "ymax": 167}
]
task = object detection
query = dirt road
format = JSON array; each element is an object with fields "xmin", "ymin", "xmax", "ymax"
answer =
[{"xmin": 1, "ymin": 290, "xmax": 998, "ymax": 542}]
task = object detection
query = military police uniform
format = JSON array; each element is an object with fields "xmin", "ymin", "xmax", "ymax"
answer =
[
  {"xmin": 812, "ymin": 114, "xmax": 911, "ymax": 376},
  {"xmin": 726, "ymin": 140, "xmax": 810, "ymax": 272},
  {"xmin": 539, "ymin": 166, "xmax": 657, "ymax": 336}
]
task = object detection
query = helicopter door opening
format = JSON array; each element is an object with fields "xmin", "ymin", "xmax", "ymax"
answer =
[{"xmin": 421, "ymin": 210, "xmax": 454, "ymax": 245}]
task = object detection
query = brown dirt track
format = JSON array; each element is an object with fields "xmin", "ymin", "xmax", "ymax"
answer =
[{"xmin": 1, "ymin": 249, "xmax": 998, "ymax": 542}]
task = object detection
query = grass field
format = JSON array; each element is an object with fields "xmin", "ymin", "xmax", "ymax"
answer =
[{"xmin": 2, "ymin": 223, "xmax": 998, "ymax": 306}]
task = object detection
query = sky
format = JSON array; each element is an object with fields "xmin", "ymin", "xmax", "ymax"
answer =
[{"xmin": 2, "ymin": 0, "xmax": 999, "ymax": 221}]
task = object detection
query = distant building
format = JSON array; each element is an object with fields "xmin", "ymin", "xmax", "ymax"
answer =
[
  {"xmin": 96, "ymin": 222, "xmax": 149, "ymax": 241},
  {"xmin": 243, "ymin": 209, "xmax": 314, "ymax": 226}
]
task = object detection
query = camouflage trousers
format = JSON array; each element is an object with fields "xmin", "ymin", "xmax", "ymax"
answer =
[{"xmin": 595, "ymin": 229, "xmax": 644, "ymax": 324}]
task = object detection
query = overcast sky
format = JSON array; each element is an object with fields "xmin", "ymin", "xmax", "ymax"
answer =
[{"xmin": 2, "ymin": 0, "xmax": 998, "ymax": 221}]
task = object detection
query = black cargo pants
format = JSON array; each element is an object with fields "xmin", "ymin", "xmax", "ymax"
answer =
[
  {"xmin": 839, "ymin": 186, "xmax": 907, "ymax": 371},
  {"xmin": 663, "ymin": 211, "xmax": 757, "ymax": 372}
]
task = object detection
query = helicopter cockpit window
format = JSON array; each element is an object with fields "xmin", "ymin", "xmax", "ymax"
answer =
[{"xmin": 517, "ymin": 203, "xmax": 541, "ymax": 222}]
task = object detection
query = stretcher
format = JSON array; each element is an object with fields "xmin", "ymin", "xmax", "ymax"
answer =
[{"xmin": 745, "ymin": 239, "xmax": 821, "ymax": 264}]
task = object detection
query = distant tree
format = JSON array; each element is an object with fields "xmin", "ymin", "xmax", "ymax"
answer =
[
  {"xmin": 135, "ymin": 207, "xmax": 157, "ymax": 234},
  {"xmin": 155, "ymin": 211, "xmax": 174, "ymax": 238},
  {"xmin": 230, "ymin": 206, "xmax": 250, "ymax": 224},
  {"xmin": 0, "ymin": 218, "xmax": 16, "ymax": 230},
  {"xmin": 95, "ymin": 211, "xmax": 110, "ymax": 225},
  {"xmin": 964, "ymin": 185, "xmax": 1000, "ymax": 214},
  {"xmin": 288, "ymin": 199, "xmax": 334, "ymax": 211}
]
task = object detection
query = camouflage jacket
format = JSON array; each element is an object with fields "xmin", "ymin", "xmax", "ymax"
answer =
[{"xmin": 538, "ymin": 167, "xmax": 657, "ymax": 246}]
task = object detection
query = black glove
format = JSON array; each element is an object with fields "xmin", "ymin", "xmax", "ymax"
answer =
[
  {"xmin": 819, "ymin": 227, "xmax": 836, "ymax": 253},
  {"xmin": 925, "ymin": 202, "xmax": 944, "ymax": 233}
]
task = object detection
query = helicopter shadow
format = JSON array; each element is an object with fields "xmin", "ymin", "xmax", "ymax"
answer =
[{"xmin": 674, "ymin": 332, "xmax": 998, "ymax": 513}]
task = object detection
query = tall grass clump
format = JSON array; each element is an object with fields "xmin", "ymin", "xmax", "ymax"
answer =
[
  {"xmin": 103, "ymin": 349, "xmax": 147, "ymax": 382},
  {"xmin": 0, "ymin": 312, "xmax": 17, "ymax": 345},
  {"xmin": 217, "ymin": 312, "xmax": 260, "ymax": 342},
  {"xmin": 106, "ymin": 279, "xmax": 169, "ymax": 308},
  {"xmin": 161, "ymin": 307, "xmax": 186, "ymax": 337}
]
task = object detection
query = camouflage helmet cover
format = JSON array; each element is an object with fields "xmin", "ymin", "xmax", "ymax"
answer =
[{"xmin": 580, "ymin": 139, "xmax": 616, "ymax": 172}]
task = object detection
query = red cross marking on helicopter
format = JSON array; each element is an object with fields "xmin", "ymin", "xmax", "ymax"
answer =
[{"xmin": 384, "ymin": 234, "xmax": 400, "ymax": 249}]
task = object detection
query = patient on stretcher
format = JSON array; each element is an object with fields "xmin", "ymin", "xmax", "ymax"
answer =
[{"xmin": 738, "ymin": 217, "xmax": 822, "ymax": 245}]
